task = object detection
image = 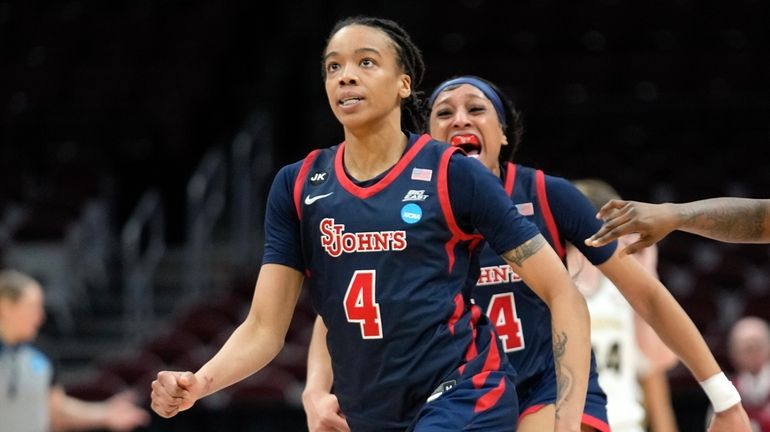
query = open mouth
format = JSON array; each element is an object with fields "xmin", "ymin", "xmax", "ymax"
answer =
[
  {"xmin": 449, "ymin": 134, "xmax": 481, "ymax": 157},
  {"xmin": 339, "ymin": 97, "xmax": 363, "ymax": 106}
]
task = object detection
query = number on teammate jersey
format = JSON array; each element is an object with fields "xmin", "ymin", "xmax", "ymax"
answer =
[
  {"xmin": 593, "ymin": 341, "xmax": 622, "ymax": 373},
  {"xmin": 486, "ymin": 292, "xmax": 525, "ymax": 352},
  {"xmin": 343, "ymin": 270, "xmax": 383, "ymax": 339}
]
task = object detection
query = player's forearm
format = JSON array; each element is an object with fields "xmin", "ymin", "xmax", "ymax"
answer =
[
  {"xmin": 549, "ymin": 289, "xmax": 592, "ymax": 432},
  {"xmin": 50, "ymin": 387, "xmax": 109, "ymax": 431},
  {"xmin": 617, "ymin": 275, "xmax": 720, "ymax": 381},
  {"xmin": 304, "ymin": 316, "xmax": 334, "ymax": 395},
  {"xmin": 195, "ymin": 319, "xmax": 284, "ymax": 398},
  {"xmin": 502, "ymin": 235, "xmax": 590, "ymax": 431},
  {"xmin": 674, "ymin": 198, "xmax": 770, "ymax": 243}
]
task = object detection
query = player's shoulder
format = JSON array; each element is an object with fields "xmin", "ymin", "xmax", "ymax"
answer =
[
  {"xmin": 276, "ymin": 146, "xmax": 338, "ymax": 181},
  {"xmin": 538, "ymin": 169, "xmax": 572, "ymax": 189}
]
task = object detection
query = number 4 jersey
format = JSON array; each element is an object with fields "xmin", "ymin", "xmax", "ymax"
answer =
[
  {"xmin": 270, "ymin": 133, "xmax": 540, "ymax": 431},
  {"xmin": 472, "ymin": 163, "xmax": 617, "ymax": 428}
]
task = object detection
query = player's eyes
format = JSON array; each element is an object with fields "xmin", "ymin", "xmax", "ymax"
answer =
[
  {"xmin": 326, "ymin": 62, "xmax": 340, "ymax": 73},
  {"xmin": 360, "ymin": 58, "xmax": 375, "ymax": 68}
]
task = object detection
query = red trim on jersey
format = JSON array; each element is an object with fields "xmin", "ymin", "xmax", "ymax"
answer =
[
  {"xmin": 520, "ymin": 404, "xmax": 611, "ymax": 432},
  {"xmin": 464, "ymin": 330, "xmax": 478, "ymax": 363},
  {"xmin": 293, "ymin": 149, "xmax": 322, "ymax": 222},
  {"xmin": 472, "ymin": 329, "xmax": 502, "ymax": 389},
  {"xmin": 581, "ymin": 414, "xmax": 611, "ymax": 432},
  {"xmin": 469, "ymin": 237, "xmax": 483, "ymax": 253},
  {"xmin": 463, "ymin": 305, "xmax": 483, "ymax": 366},
  {"xmin": 438, "ymin": 147, "xmax": 483, "ymax": 272},
  {"xmin": 334, "ymin": 134, "xmax": 431, "ymax": 199},
  {"xmin": 535, "ymin": 169, "xmax": 565, "ymax": 260},
  {"xmin": 448, "ymin": 293, "xmax": 464, "ymax": 336},
  {"xmin": 474, "ymin": 375, "xmax": 506, "ymax": 413},
  {"xmin": 519, "ymin": 403, "xmax": 547, "ymax": 420},
  {"xmin": 503, "ymin": 162, "xmax": 516, "ymax": 196}
]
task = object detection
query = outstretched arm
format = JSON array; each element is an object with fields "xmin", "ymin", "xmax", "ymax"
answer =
[
  {"xmin": 503, "ymin": 234, "xmax": 591, "ymax": 432},
  {"xmin": 50, "ymin": 386, "xmax": 150, "ymax": 432},
  {"xmin": 585, "ymin": 198, "xmax": 770, "ymax": 253},
  {"xmin": 598, "ymin": 251, "xmax": 751, "ymax": 432},
  {"xmin": 302, "ymin": 316, "xmax": 350, "ymax": 432},
  {"xmin": 150, "ymin": 263, "xmax": 304, "ymax": 418}
]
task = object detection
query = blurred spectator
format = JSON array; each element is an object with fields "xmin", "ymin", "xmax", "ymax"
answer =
[
  {"xmin": 728, "ymin": 316, "xmax": 770, "ymax": 432},
  {"xmin": 0, "ymin": 269, "xmax": 150, "ymax": 432}
]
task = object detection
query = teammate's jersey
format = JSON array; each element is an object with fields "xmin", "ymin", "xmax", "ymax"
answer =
[
  {"xmin": 267, "ymin": 134, "xmax": 540, "ymax": 431},
  {"xmin": 472, "ymin": 163, "xmax": 616, "ymax": 389},
  {"xmin": 585, "ymin": 277, "xmax": 646, "ymax": 432}
]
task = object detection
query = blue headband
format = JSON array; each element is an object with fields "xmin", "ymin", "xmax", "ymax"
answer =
[{"xmin": 428, "ymin": 76, "xmax": 506, "ymax": 127}]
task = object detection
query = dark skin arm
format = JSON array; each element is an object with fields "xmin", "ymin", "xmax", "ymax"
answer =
[{"xmin": 586, "ymin": 198, "xmax": 770, "ymax": 254}]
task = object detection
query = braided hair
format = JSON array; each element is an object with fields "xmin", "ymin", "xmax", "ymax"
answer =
[
  {"xmin": 324, "ymin": 16, "xmax": 426, "ymax": 132},
  {"xmin": 424, "ymin": 76, "xmax": 524, "ymax": 163}
]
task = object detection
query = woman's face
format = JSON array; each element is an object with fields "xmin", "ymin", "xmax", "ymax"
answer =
[
  {"xmin": 323, "ymin": 24, "xmax": 411, "ymax": 132},
  {"xmin": 429, "ymin": 83, "xmax": 508, "ymax": 173},
  {"xmin": 0, "ymin": 283, "xmax": 45, "ymax": 343}
]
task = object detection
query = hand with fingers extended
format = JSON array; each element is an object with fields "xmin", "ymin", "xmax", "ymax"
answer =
[
  {"xmin": 150, "ymin": 371, "xmax": 204, "ymax": 418},
  {"xmin": 303, "ymin": 389, "xmax": 351, "ymax": 432},
  {"xmin": 584, "ymin": 199, "xmax": 679, "ymax": 254}
]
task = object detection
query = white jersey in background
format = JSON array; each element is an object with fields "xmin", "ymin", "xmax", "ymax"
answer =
[{"xmin": 581, "ymin": 276, "xmax": 647, "ymax": 432}]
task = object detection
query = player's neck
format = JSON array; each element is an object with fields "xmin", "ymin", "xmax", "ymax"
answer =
[{"xmin": 343, "ymin": 125, "xmax": 407, "ymax": 182}]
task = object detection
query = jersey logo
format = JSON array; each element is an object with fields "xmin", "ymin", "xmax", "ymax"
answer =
[
  {"xmin": 426, "ymin": 380, "xmax": 457, "ymax": 403},
  {"xmin": 320, "ymin": 218, "xmax": 407, "ymax": 257},
  {"xmin": 305, "ymin": 192, "xmax": 334, "ymax": 205},
  {"xmin": 310, "ymin": 171, "xmax": 328, "ymax": 185},
  {"xmin": 400, "ymin": 204, "xmax": 422, "ymax": 224},
  {"xmin": 515, "ymin": 202, "xmax": 534, "ymax": 216},
  {"xmin": 411, "ymin": 167, "xmax": 433, "ymax": 182},
  {"xmin": 477, "ymin": 265, "xmax": 522, "ymax": 286},
  {"xmin": 402, "ymin": 190, "xmax": 429, "ymax": 201}
]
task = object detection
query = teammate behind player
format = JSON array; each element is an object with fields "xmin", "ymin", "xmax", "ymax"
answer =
[{"xmin": 423, "ymin": 76, "xmax": 748, "ymax": 432}]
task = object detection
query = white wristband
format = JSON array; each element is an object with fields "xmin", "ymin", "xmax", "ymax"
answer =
[{"xmin": 699, "ymin": 372, "xmax": 742, "ymax": 413}]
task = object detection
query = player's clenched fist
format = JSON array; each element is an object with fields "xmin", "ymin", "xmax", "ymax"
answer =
[{"xmin": 150, "ymin": 371, "xmax": 202, "ymax": 418}]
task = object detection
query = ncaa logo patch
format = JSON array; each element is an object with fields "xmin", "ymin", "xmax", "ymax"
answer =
[
  {"xmin": 310, "ymin": 171, "xmax": 328, "ymax": 185},
  {"xmin": 400, "ymin": 203, "xmax": 422, "ymax": 224}
]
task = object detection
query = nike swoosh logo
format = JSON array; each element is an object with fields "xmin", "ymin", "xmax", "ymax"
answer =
[{"xmin": 304, "ymin": 192, "xmax": 334, "ymax": 205}]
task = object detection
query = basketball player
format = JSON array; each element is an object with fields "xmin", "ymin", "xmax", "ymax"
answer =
[
  {"xmin": 303, "ymin": 75, "xmax": 750, "ymax": 432},
  {"xmin": 151, "ymin": 17, "xmax": 593, "ymax": 432}
]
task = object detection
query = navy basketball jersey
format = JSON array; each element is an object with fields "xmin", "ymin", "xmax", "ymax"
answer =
[
  {"xmin": 473, "ymin": 163, "xmax": 566, "ymax": 386},
  {"xmin": 293, "ymin": 134, "xmax": 512, "ymax": 431}
]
